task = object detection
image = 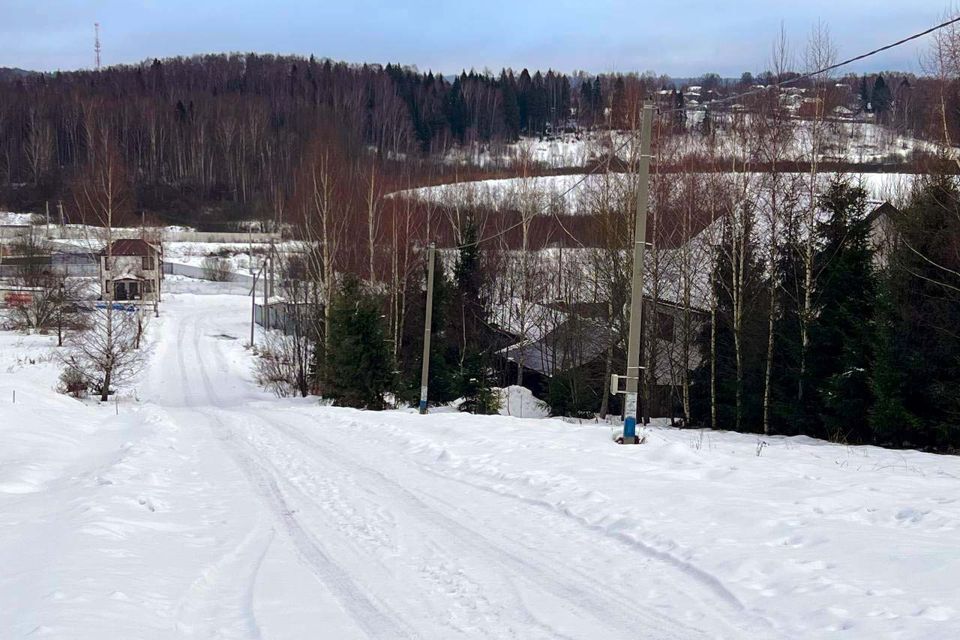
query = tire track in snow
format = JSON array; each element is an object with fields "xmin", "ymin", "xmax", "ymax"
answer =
[
  {"xmin": 228, "ymin": 410, "xmax": 574, "ymax": 640},
  {"xmin": 174, "ymin": 522, "xmax": 274, "ymax": 638},
  {"xmin": 194, "ymin": 311, "xmax": 582, "ymax": 639},
  {"xmin": 247, "ymin": 409, "xmax": 730, "ymax": 640},
  {"xmin": 184, "ymin": 311, "xmax": 419, "ymax": 640}
]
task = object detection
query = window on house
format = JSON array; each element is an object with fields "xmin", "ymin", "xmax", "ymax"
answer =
[
  {"xmin": 142, "ymin": 256, "xmax": 154, "ymax": 270},
  {"xmin": 656, "ymin": 311, "xmax": 675, "ymax": 343}
]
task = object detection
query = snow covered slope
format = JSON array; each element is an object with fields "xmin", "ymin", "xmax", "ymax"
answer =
[{"xmin": 2, "ymin": 283, "xmax": 959, "ymax": 638}]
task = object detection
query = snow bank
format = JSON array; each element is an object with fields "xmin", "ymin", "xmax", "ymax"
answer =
[{"xmin": 496, "ymin": 385, "xmax": 550, "ymax": 418}]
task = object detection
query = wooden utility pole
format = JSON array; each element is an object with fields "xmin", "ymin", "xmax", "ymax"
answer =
[
  {"xmin": 419, "ymin": 243, "xmax": 436, "ymax": 414},
  {"xmin": 619, "ymin": 104, "xmax": 654, "ymax": 444}
]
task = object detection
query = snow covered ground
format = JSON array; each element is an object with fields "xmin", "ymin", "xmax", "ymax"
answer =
[
  {"xmin": 2, "ymin": 280, "xmax": 960, "ymax": 638},
  {"xmin": 441, "ymin": 119, "xmax": 946, "ymax": 171},
  {"xmin": 398, "ymin": 171, "xmax": 917, "ymax": 215}
]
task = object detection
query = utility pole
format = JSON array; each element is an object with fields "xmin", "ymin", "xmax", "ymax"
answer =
[
  {"xmin": 250, "ymin": 266, "xmax": 263, "ymax": 346},
  {"xmin": 263, "ymin": 254, "xmax": 270, "ymax": 332},
  {"xmin": 419, "ymin": 243, "xmax": 436, "ymax": 414},
  {"xmin": 615, "ymin": 103, "xmax": 654, "ymax": 445},
  {"xmin": 268, "ymin": 240, "xmax": 275, "ymax": 299}
]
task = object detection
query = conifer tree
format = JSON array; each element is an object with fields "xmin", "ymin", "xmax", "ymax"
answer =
[
  {"xmin": 591, "ymin": 77, "xmax": 603, "ymax": 119},
  {"xmin": 807, "ymin": 177, "xmax": 878, "ymax": 443},
  {"xmin": 872, "ymin": 74, "xmax": 892, "ymax": 120},
  {"xmin": 871, "ymin": 177, "xmax": 960, "ymax": 449},
  {"xmin": 397, "ymin": 254, "xmax": 457, "ymax": 407},
  {"xmin": 673, "ymin": 89, "xmax": 686, "ymax": 133},
  {"xmin": 500, "ymin": 70, "xmax": 521, "ymax": 140},
  {"xmin": 858, "ymin": 75, "xmax": 871, "ymax": 111},
  {"xmin": 449, "ymin": 220, "xmax": 499, "ymax": 414},
  {"xmin": 444, "ymin": 76, "xmax": 467, "ymax": 142},
  {"xmin": 691, "ymin": 213, "xmax": 768, "ymax": 431},
  {"xmin": 325, "ymin": 275, "xmax": 394, "ymax": 409}
]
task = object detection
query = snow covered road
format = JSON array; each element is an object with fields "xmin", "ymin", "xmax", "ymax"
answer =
[{"xmin": 2, "ymin": 286, "xmax": 959, "ymax": 638}]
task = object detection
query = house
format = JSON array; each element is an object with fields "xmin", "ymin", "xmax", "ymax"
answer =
[
  {"xmin": 866, "ymin": 201, "xmax": 901, "ymax": 265},
  {"xmin": 499, "ymin": 297, "xmax": 707, "ymax": 419},
  {"xmin": 100, "ymin": 238, "xmax": 163, "ymax": 304}
]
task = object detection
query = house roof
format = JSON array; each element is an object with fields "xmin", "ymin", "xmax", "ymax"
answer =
[
  {"xmin": 103, "ymin": 239, "xmax": 158, "ymax": 256},
  {"xmin": 866, "ymin": 201, "xmax": 900, "ymax": 224},
  {"xmin": 501, "ymin": 318, "xmax": 614, "ymax": 376}
]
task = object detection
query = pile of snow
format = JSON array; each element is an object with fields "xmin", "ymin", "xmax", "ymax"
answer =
[
  {"xmin": 0, "ymin": 212, "xmax": 36, "ymax": 226},
  {"xmin": 496, "ymin": 385, "xmax": 550, "ymax": 418}
]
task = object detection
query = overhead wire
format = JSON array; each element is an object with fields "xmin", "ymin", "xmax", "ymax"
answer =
[{"xmin": 448, "ymin": 13, "xmax": 960, "ymax": 250}]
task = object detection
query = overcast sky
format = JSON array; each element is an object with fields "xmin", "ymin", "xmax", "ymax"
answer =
[{"xmin": 0, "ymin": 1, "xmax": 951, "ymax": 76}]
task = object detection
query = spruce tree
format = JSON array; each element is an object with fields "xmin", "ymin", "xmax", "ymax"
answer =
[
  {"xmin": 806, "ymin": 177, "xmax": 878, "ymax": 443},
  {"xmin": 500, "ymin": 70, "xmax": 521, "ymax": 140},
  {"xmin": 690, "ymin": 214, "xmax": 769, "ymax": 431},
  {"xmin": 397, "ymin": 255, "xmax": 457, "ymax": 407},
  {"xmin": 325, "ymin": 275, "xmax": 394, "ymax": 409},
  {"xmin": 871, "ymin": 177, "xmax": 960, "ymax": 449},
  {"xmin": 449, "ymin": 221, "xmax": 499, "ymax": 414},
  {"xmin": 767, "ymin": 217, "xmax": 810, "ymax": 436},
  {"xmin": 872, "ymin": 75, "xmax": 892, "ymax": 120},
  {"xmin": 858, "ymin": 75, "xmax": 871, "ymax": 111},
  {"xmin": 591, "ymin": 77, "xmax": 603, "ymax": 118},
  {"xmin": 444, "ymin": 77, "xmax": 467, "ymax": 142},
  {"xmin": 673, "ymin": 89, "xmax": 686, "ymax": 133}
]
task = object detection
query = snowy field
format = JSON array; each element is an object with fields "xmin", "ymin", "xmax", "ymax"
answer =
[
  {"xmin": 441, "ymin": 119, "xmax": 946, "ymax": 170},
  {"xmin": 398, "ymin": 171, "xmax": 917, "ymax": 214},
  {"xmin": 2, "ymin": 280, "xmax": 959, "ymax": 638}
]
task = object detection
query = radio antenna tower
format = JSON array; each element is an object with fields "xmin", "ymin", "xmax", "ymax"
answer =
[{"xmin": 94, "ymin": 22, "xmax": 102, "ymax": 70}]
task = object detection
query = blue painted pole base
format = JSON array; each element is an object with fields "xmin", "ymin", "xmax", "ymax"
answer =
[
  {"xmin": 418, "ymin": 400, "xmax": 427, "ymax": 414},
  {"xmin": 618, "ymin": 415, "xmax": 640, "ymax": 444}
]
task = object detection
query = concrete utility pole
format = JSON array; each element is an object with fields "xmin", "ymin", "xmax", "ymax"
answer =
[
  {"xmin": 263, "ymin": 255, "xmax": 270, "ymax": 332},
  {"xmin": 419, "ymin": 243, "xmax": 436, "ymax": 414},
  {"xmin": 250, "ymin": 266, "xmax": 264, "ymax": 346},
  {"xmin": 620, "ymin": 104, "xmax": 654, "ymax": 444},
  {"xmin": 268, "ymin": 239, "xmax": 276, "ymax": 299}
]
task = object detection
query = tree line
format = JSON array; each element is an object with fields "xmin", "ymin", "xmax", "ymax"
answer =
[{"xmin": 0, "ymin": 54, "xmax": 656, "ymax": 226}]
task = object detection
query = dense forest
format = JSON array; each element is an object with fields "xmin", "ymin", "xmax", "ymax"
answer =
[
  {"xmin": 2, "ymin": 53, "xmax": 959, "ymax": 227},
  {"xmin": 0, "ymin": 55, "xmax": 591, "ymax": 225}
]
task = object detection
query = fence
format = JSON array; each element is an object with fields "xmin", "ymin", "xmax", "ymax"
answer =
[
  {"xmin": 163, "ymin": 231, "xmax": 282, "ymax": 243},
  {"xmin": 0, "ymin": 262, "xmax": 99, "ymax": 278},
  {"xmin": 162, "ymin": 261, "xmax": 254, "ymax": 285},
  {"xmin": 254, "ymin": 301, "xmax": 322, "ymax": 336},
  {"xmin": 42, "ymin": 227, "xmax": 281, "ymax": 243}
]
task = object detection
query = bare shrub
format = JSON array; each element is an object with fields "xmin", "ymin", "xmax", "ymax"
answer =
[
  {"xmin": 254, "ymin": 333, "xmax": 301, "ymax": 398},
  {"xmin": 201, "ymin": 256, "xmax": 232, "ymax": 282},
  {"xmin": 57, "ymin": 366, "xmax": 89, "ymax": 398}
]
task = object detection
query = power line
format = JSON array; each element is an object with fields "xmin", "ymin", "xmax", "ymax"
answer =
[{"xmin": 451, "ymin": 13, "xmax": 960, "ymax": 250}]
